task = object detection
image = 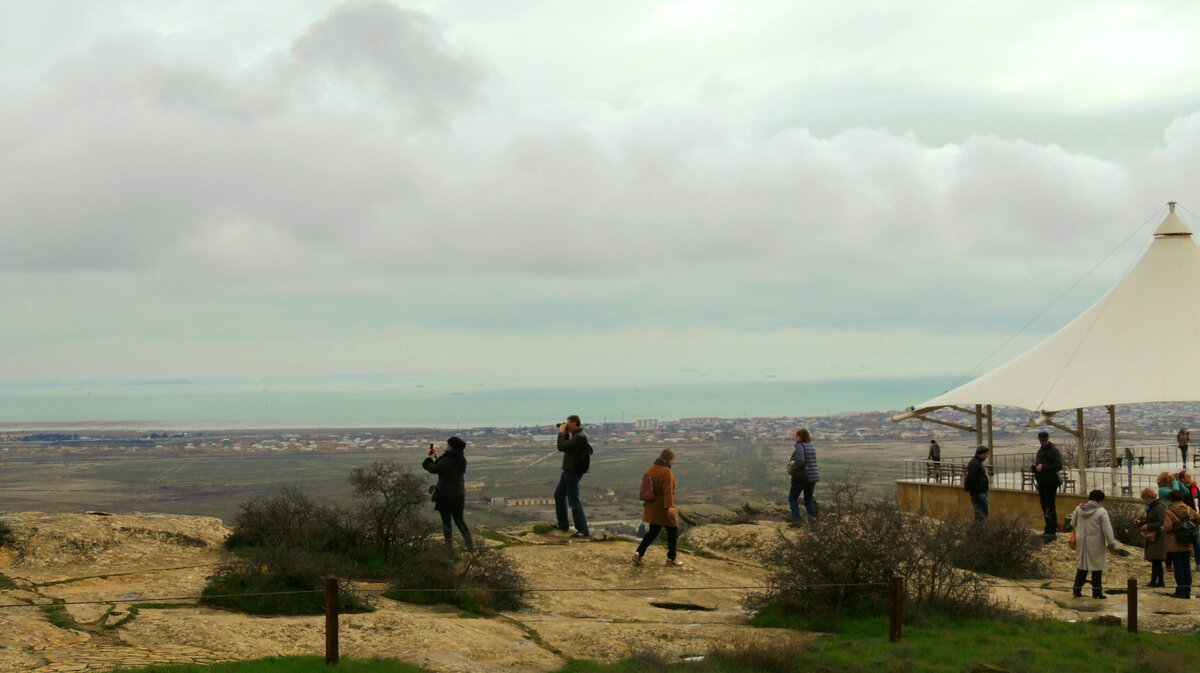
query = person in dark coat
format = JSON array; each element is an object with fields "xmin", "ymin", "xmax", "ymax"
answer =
[
  {"xmin": 927, "ymin": 440, "xmax": 942, "ymax": 462},
  {"xmin": 554, "ymin": 414, "xmax": 593, "ymax": 538},
  {"xmin": 963, "ymin": 445, "xmax": 990, "ymax": 521},
  {"xmin": 423, "ymin": 436, "xmax": 474, "ymax": 552},
  {"xmin": 787, "ymin": 428, "xmax": 820, "ymax": 523},
  {"xmin": 634, "ymin": 448, "xmax": 681, "ymax": 567},
  {"xmin": 1033, "ymin": 431, "xmax": 1064, "ymax": 539},
  {"xmin": 1136, "ymin": 486, "xmax": 1168, "ymax": 587}
]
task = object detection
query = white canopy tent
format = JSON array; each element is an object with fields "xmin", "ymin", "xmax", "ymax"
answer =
[{"xmin": 894, "ymin": 203, "xmax": 1200, "ymax": 491}]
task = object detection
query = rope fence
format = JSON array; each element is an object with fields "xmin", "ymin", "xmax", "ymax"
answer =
[{"xmin": 0, "ymin": 573, "xmax": 1169, "ymax": 662}]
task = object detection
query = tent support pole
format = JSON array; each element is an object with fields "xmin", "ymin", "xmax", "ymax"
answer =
[
  {"xmin": 1107, "ymin": 405, "xmax": 1117, "ymax": 468},
  {"xmin": 1077, "ymin": 408, "xmax": 1088, "ymax": 494},
  {"xmin": 986, "ymin": 404, "xmax": 994, "ymax": 467},
  {"xmin": 975, "ymin": 405, "xmax": 983, "ymax": 450}
]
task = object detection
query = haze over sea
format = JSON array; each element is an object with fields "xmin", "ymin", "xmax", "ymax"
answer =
[{"xmin": 0, "ymin": 376, "xmax": 958, "ymax": 430}]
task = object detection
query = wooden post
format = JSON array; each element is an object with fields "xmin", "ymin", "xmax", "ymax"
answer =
[
  {"xmin": 975, "ymin": 405, "xmax": 983, "ymax": 451},
  {"xmin": 888, "ymin": 574, "xmax": 903, "ymax": 643},
  {"xmin": 1108, "ymin": 405, "xmax": 1117, "ymax": 468},
  {"xmin": 1127, "ymin": 577, "xmax": 1137, "ymax": 633},
  {"xmin": 325, "ymin": 576, "xmax": 339, "ymax": 665},
  {"xmin": 986, "ymin": 404, "xmax": 994, "ymax": 459}
]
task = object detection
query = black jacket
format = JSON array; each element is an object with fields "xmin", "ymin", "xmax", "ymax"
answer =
[
  {"xmin": 423, "ymin": 448, "xmax": 467, "ymax": 498},
  {"xmin": 1034, "ymin": 442, "xmax": 1063, "ymax": 488},
  {"xmin": 964, "ymin": 457, "xmax": 989, "ymax": 494},
  {"xmin": 558, "ymin": 430, "xmax": 593, "ymax": 474}
]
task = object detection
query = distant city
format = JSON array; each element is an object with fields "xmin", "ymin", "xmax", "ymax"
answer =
[{"xmin": 4, "ymin": 401, "xmax": 1199, "ymax": 457}]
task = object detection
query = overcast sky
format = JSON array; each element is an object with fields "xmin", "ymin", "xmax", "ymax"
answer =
[{"xmin": 5, "ymin": 0, "xmax": 1200, "ymax": 391}]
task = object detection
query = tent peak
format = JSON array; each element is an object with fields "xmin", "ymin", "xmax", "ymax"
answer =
[{"xmin": 1155, "ymin": 201, "xmax": 1192, "ymax": 237}]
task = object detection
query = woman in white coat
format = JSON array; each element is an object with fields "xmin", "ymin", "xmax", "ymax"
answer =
[{"xmin": 1070, "ymin": 489, "xmax": 1118, "ymax": 599}]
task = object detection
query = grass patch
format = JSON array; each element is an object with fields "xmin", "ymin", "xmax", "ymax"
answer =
[
  {"xmin": 531, "ymin": 524, "xmax": 560, "ymax": 535},
  {"xmin": 475, "ymin": 528, "xmax": 527, "ymax": 547},
  {"xmin": 569, "ymin": 614, "xmax": 1200, "ymax": 673},
  {"xmin": 0, "ymin": 572, "xmax": 16, "ymax": 590},
  {"xmin": 107, "ymin": 656, "xmax": 431, "ymax": 672},
  {"xmin": 40, "ymin": 603, "xmax": 76, "ymax": 629},
  {"xmin": 0, "ymin": 518, "xmax": 13, "ymax": 544}
]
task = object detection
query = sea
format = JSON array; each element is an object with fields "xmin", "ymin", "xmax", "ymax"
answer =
[{"xmin": 0, "ymin": 376, "xmax": 961, "ymax": 431}]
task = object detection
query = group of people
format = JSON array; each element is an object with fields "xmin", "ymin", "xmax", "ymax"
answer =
[
  {"xmin": 421, "ymin": 416, "xmax": 823, "ymax": 565},
  {"xmin": 961, "ymin": 430, "xmax": 1064, "ymax": 535},
  {"xmin": 1135, "ymin": 470, "xmax": 1200, "ymax": 598}
]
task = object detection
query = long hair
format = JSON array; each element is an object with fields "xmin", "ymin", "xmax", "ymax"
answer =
[
  {"xmin": 1157, "ymin": 471, "xmax": 1174, "ymax": 488},
  {"xmin": 657, "ymin": 448, "xmax": 675, "ymax": 464},
  {"xmin": 795, "ymin": 428, "xmax": 811, "ymax": 443}
]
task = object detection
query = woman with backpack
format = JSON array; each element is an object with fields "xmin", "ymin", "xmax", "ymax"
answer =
[
  {"xmin": 1161, "ymin": 489, "xmax": 1200, "ymax": 599},
  {"xmin": 788, "ymin": 428, "xmax": 820, "ymax": 524},
  {"xmin": 634, "ymin": 448, "xmax": 680, "ymax": 567}
]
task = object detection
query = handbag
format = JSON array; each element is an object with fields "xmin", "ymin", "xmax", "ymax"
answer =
[{"xmin": 1067, "ymin": 531, "xmax": 1077, "ymax": 550}]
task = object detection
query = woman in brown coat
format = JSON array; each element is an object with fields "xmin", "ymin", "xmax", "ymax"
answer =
[
  {"xmin": 1137, "ymin": 486, "xmax": 1168, "ymax": 587},
  {"xmin": 1161, "ymin": 490, "xmax": 1200, "ymax": 598},
  {"xmin": 633, "ymin": 448, "xmax": 681, "ymax": 567}
]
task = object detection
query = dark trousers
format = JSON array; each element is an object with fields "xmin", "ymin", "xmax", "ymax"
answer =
[
  {"xmin": 788, "ymin": 481, "xmax": 818, "ymax": 520},
  {"xmin": 1037, "ymin": 482, "xmax": 1058, "ymax": 535},
  {"xmin": 439, "ymin": 508, "xmax": 474, "ymax": 552},
  {"xmin": 1072, "ymin": 569, "xmax": 1103, "ymax": 596},
  {"xmin": 1169, "ymin": 551, "xmax": 1193, "ymax": 598},
  {"xmin": 636, "ymin": 524, "xmax": 678, "ymax": 560},
  {"xmin": 1150, "ymin": 560, "xmax": 1165, "ymax": 587},
  {"xmin": 970, "ymin": 492, "xmax": 989, "ymax": 522},
  {"xmin": 554, "ymin": 470, "xmax": 589, "ymax": 535},
  {"xmin": 1182, "ymin": 446, "xmax": 1189, "ymax": 468}
]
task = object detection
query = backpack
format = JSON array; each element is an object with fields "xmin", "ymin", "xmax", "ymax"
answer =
[
  {"xmin": 639, "ymin": 473, "xmax": 656, "ymax": 502},
  {"xmin": 1173, "ymin": 511, "xmax": 1199, "ymax": 545}
]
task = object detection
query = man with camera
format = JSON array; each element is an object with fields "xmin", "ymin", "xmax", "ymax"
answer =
[
  {"xmin": 1034, "ymin": 430, "xmax": 1064, "ymax": 540},
  {"xmin": 554, "ymin": 414, "xmax": 593, "ymax": 538}
]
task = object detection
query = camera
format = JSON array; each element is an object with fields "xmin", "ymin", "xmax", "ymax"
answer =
[{"xmin": 555, "ymin": 423, "xmax": 563, "ymax": 429}]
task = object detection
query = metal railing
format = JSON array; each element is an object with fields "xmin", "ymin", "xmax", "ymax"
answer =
[{"xmin": 901, "ymin": 442, "xmax": 1196, "ymax": 497}]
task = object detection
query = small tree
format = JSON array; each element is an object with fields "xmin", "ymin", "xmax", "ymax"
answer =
[
  {"xmin": 348, "ymin": 461, "xmax": 433, "ymax": 559},
  {"xmin": 1062, "ymin": 428, "xmax": 1112, "ymax": 470}
]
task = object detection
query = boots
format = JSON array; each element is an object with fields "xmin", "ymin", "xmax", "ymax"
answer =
[
  {"xmin": 1072, "ymin": 569, "xmax": 1086, "ymax": 597},
  {"xmin": 1092, "ymin": 571, "xmax": 1105, "ymax": 599}
]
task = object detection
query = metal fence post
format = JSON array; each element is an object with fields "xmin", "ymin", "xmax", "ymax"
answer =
[
  {"xmin": 325, "ymin": 576, "xmax": 339, "ymax": 665},
  {"xmin": 1127, "ymin": 577, "xmax": 1137, "ymax": 633},
  {"xmin": 888, "ymin": 574, "xmax": 903, "ymax": 643}
]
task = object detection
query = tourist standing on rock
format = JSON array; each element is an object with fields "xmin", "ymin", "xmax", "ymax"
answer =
[
  {"xmin": 787, "ymin": 428, "xmax": 820, "ymax": 523},
  {"xmin": 1069, "ymin": 490, "xmax": 1117, "ymax": 599},
  {"xmin": 963, "ymin": 445, "xmax": 990, "ymax": 522},
  {"xmin": 1136, "ymin": 486, "xmax": 1168, "ymax": 588},
  {"xmin": 1033, "ymin": 431, "xmax": 1063, "ymax": 540},
  {"xmin": 554, "ymin": 414, "xmax": 593, "ymax": 538},
  {"xmin": 1161, "ymin": 490, "xmax": 1200, "ymax": 599},
  {"xmin": 1179, "ymin": 427, "xmax": 1190, "ymax": 468},
  {"xmin": 423, "ymin": 437, "xmax": 474, "ymax": 553},
  {"xmin": 634, "ymin": 448, "xmax": 681, "ymax": 567},
  {"xmin": 927, "ymin": 439, "xmax": 941, "ymax": 462}
]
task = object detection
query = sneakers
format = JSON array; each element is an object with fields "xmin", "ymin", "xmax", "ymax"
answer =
[
  {"xmin": 632, "ymin": 553, "xmax": 643, "ymax": 566},
  {"xmin": 571, "ymin": 532, "xmax": 591, "ymax": 539},
  {"xmin": 665, "ymin": 558, "xmax": 684, "ymax": 567}
]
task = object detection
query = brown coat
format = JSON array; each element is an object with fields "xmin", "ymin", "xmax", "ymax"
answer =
[
  {"xmin": 1162, "ymin": 502, "xmax": 1200, "ymax": 554},
  {"xmin": 642, "ymin": 461, "xmax": 677, "ymax": 528}
]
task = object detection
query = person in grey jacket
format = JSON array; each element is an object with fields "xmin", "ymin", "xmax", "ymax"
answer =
[
  {"xmin": 787, "ymin": 428, "xmax": 820, "ymax": 523},
  {"xmin": 963, "ymin": 445, "xmax": 990, "ymax": 521},
  {"xmin": 1069, "ymin": 490, "xmax": 1117, "ymax": 598},
  {"xmin": 554, "ymin": 415, "xmax": 593, "ymax": 538},
  {"xmin": 423, "ymin": 436, "xmax": 474, "ymax": 552}
]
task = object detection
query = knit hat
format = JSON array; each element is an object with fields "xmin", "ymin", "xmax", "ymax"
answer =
[
  {"xmin": 975, "ymin": 445, "xmax": 989, "ymax": 456},
  {"xmin": 447, "ymin": 436, "xmax": 466, "ymax": 451}
]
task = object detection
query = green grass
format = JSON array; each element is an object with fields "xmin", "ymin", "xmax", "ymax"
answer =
[
  {"xmin": 572, "ymin": 613, "xmax": 1200, "ymax": 673},
  {"xmin": 40, "ymin": 603, "xmax": 76, "ymax": 629},
  {"xmin": 0, "ymin": 572, "xmax": 16, "ymax": 589},
  {"xmin": 107, "ymin": 656, "xmax": 430, "ymax": 673}
]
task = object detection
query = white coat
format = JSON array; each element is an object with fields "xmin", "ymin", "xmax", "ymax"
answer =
[{"xmin": 1070, "ymin": 501, "xmax": 1116, "ymax": 571}]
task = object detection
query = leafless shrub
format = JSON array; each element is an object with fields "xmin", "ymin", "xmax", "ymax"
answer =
[{"xmin": 949, "ymin": 513, "xmax": 1049, "ymax": 579}]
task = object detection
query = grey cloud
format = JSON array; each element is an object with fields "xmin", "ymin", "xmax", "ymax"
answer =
[{"xmin": 290, "ymin": 1, "xmax": 483, "ymax": 124}]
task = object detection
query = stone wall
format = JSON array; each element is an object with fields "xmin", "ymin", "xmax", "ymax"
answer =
[{"xmin": 895, "ymin": 481, "xmax": 1141, "ymax": 529}]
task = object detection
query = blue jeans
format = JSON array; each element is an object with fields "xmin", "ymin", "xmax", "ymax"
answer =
[
  {"xmin": 788, "ymin": 481, "xmax": 817, "ymax": 520},
  {"xmin": 1169, "ymin": 551, "xmax": 1193, "ymax": 598},
  {"xmin": 554, "ymin": 471, "xmax": 589, "ymax": 535},
  {"xmin": 970, "ymin": 492, "xmax": 989, "ymax": 521}
]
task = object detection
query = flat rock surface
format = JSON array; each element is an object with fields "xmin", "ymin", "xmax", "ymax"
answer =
[{"xmin": 2, "ymin": 513, "xmax": 1198, "ymax": 673}]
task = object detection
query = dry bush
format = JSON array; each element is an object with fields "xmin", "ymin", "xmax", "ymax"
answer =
[
  {"xmin": 748, "ymin": 501, "xmax": 994, "ymax": 620},
  {"xmin": 950, "ymin": 513, "xmax": 1049, "ymax": 579},
  {"xmin": 707, "ymin": 641, "xmax": 800, "ymax": 673},
  {"xmin": 385, "ymin": 545, "xmax": 527, "ymax": 613},
  {"xmin": 1107, "ymin": 502, "xmax": 1147, "ymax": 547}
]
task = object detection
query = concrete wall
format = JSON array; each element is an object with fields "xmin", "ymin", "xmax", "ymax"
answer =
[{"xmin": 896, "ymin": 480, "xmax": 1140, "ymax": 529}]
